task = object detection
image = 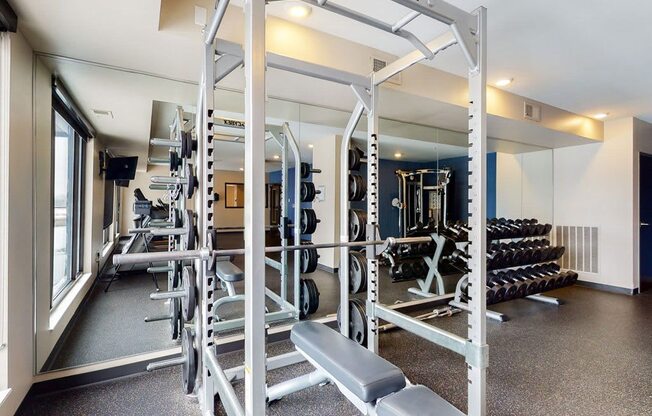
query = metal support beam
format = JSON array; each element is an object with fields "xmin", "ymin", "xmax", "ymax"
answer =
[
  {"xmin": 466, "ymin": 7, "xmax": 487, "ymax": 416},
  {"xmin": 366, "ymin": 80, "xmax": 380, "ymax": 353},
  {"xmin": 243, "ymin": 0, "xmax": 267, "ymax": 413},
  {"xmin": 204, "ymin": 0, "xmax": 231, "ymax": 45}
]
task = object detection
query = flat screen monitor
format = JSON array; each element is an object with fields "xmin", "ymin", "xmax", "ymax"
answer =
[{"xmin": 105, "ymin": 156, "xmax": 138, "ymax": 180}]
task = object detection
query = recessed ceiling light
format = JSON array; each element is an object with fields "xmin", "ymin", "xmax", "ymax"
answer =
[
  {"xmin": 286, "ymin": 3, "xmax": 312, "ymax": 18},
  {"xmin": 394, "ymin": 152, "xmax": 403, "ymax": 158},
  {"xmin": 273, "ymin": 154, "xmax": 280, "ymax": 160},
  {"xmin": 92, "ymin": 109, "xmax": 113, "ymax": 119},
  {"xmin": 593, "ymin": 112, "xmax": 609, "ymax": 119},
  {"xmin": 495, "ymin": 78, "xmax": 513, "ymax": 87},
  {"xmin": 308, "ymin": 144, "xmax": 314, "ymax": 148},
  {"xmin": 239, "ymin": 167, "xmax": 244, "ymax": 171}
]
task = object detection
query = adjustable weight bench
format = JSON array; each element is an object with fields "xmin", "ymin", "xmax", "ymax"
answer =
[
  {"xmin": 213, "ymin": 257, "xmax": 245, "ymax": 319},
  {"xmin": 268, "ymin": 321, "xmax": 464, "ymax": 416}
]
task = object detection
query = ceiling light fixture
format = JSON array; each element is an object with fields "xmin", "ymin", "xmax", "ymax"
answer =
[
  {"xmin": 394, "ymin": 152, "xmax": 403, "ymax": 158},
  {"xmin": 286, "ymin": 3, "xmax": 312, "ymax": 18},
  {"xmin": 273, "ymin": 154, "xmax": 280, "ymax": 160},
  {"xmin": 239, "ymin": 167, "xmax": 244, "ymax": 171},
  {"xmin": 308, "ymin": 144, "xmax": 314, "ymax": 148},
  {"xmin": 593, "ymin": 112, "xmax": 609, "ymax": 119},
  {"xmin": 495, "ymin": 78, "xmax": 513, "ymax": 87}
]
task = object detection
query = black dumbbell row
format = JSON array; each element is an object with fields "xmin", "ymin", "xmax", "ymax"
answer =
[
  {"xmin": 389, "ymin": 258, "xmax": 428, "ymax": 282},
  {"xmin": 443, "ymin": 218, "xmax": 553, "ymax": 242},
  {"xmin": 487, "ymin": 239, "xmax": 565, "ymax": 270},
  {"xmin": 461, "ymin": 263, "xmax": 579, "ymax": 305},
  {"xmin": 392, "ymin": 240, "xmax": 437, "ymax": 260}
]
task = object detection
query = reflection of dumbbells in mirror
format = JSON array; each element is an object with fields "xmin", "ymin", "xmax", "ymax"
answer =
[
  {"xmin": 151, "ymin": 164, "xmax": 199, "ymax": 199},
  {"xmin": 349, "ymin": 174, "xmax": 366, "ymax": 201}
]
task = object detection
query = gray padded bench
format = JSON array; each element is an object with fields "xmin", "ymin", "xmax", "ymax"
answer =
[
  {"xmin": 291, "ymin": 321, "xmax": 405, "ymax": 402},
  {"xmin": 290, "ymin": 321, "xmax": 463, "ymax": 415},
  {"xmin": 215, "ymin": 258, "xmax": 244, "ymax": 282}
]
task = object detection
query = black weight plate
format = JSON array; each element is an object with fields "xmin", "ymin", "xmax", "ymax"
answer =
[
  {"xmin": 300, "ymin": 162, "xmax": 311, "ymax": 179},
  {"xmin": 355, "ymin": 175, "xmax": 366, "ymax": 201},
  {"xmin": 349, "ymin": 251, "xmax": 367, "ymax": 294},
  {"xmin": 184, "ymin": 132, "xmax": 195, "ymax": 159},
  {"xmin": 337, "ymin": 298, "xmax": 367, "ymax": 346},
  {"xmin": 300, "ymin": 182, "xmax": 316, "ymax": 202},
  {"xmin": 304, "ymin": 278, "xmax": 319, "ymax": 314},
  {"xmin": 169, "ymin": 150, "xmax": 181, "ymax": 172},
  {"xmin": 172, "ymin": 208, "xmax": 182, "ymax": 228},
  {"xmin": 172, "ymin": 261, "xmax": 181, "ymax": 288},
  {"xmin": 170, "ymin": 297, "xmax": 180, "ymax": 340},
  {"xmin": 184, "ymin": 164, "xmax": 196, "ymax": 199},
  {"xmin": 181, "ymin": 327, "xmax": 197, "ymax": 394},
  {"xmin": 348, "ymin": 148, "xmax": 361, "ymax": 171},
  {"xmin": 299, "ymin": 279, "xmax": 310, "ymax": 319},
  {"xmin": 300, "ymin": 246, "xmax": 318, "ymax": 273},
  {"xmin": 300, "ymin": 209, "xmax": 318, "ymax": 235},
  {"xmin": 183, "ymin": 210, "xmax": 196, "ymax": 250},
  {"xmin": 349, "ymin": 209, "xmax": 367, "ymax": 242},
  {"xmin": 182, "ymin": 266, "xmax": 196, "ymax": 321}
]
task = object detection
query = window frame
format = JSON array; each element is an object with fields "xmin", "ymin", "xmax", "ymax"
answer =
[{"xmin": 50, "ymin": 109, "xmax": 87, "ymax": 307}]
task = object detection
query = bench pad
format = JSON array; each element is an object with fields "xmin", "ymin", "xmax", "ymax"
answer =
[
  {"xmin": 291, "ymin": 321, "xmax": 405, "ymax": 402},
  {"xmin": 376, "ymin": 386, "xmax": 465, "ymax": 416},
  {"xmin": 215, "ymin": 260, "xmax": 244, "ymax": 282}
]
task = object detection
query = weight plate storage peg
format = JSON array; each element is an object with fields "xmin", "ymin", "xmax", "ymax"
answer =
[
  {"xmin": 299, "ymin": 278, "xmax": 320, "ymax": 319},
  {"xmin": 181, "ymin": 327, "xmax": 197, "ymax": 394},
  {"xmin": 337, "ymin": 298, "xmax": 367, "ymax": 346},
  {"xmin": 349, "ymin": 251, "xmax": 367, "ymax": 294},
  {"xmin": 349, "ymin": 209, "xmax": 367, "ymax": 242},
  {"xmin": 300, "ymin": 209, "xmax": 320, "ymax": 235},
  {"xmin": 300, "ymin": 245, "xmax": 319, "ymax": 274},
  {"xmin": 169, "ymin": 150, "xmax": 182, "ymax": 172},
  {"xmin": 300, "ymin": 181, "xmax": 317, "ymax": 202},
  {"xmin": 181, "ymin": 266, "xmax": 197, "ymax": 321}
]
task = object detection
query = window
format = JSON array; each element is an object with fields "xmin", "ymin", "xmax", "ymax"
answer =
[{"xmin": 51, "ymin": 111, "xmax": 86, "ymax": 303}]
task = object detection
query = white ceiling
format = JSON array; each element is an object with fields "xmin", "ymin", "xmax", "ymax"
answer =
[
  {"xmin": 259, "ymin": 0, "xmax": 652, "ymax": 123},
  {"xmin": 12, "ymin": 0, "xmax": 636, "ymax": 170}
]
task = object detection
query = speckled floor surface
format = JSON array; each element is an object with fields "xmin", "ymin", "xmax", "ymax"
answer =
[{"xmin": 20, "ymin": 285, "xmax": 652, "ymax": 416}]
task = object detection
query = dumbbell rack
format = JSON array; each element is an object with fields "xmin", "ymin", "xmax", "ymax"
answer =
[
  {"xmin": 449, "ymin": 222, "xmax": 564, "ymax": 323},
  {"xmin": 407, "ymin": 233, "xmax": 453, "ymax": 297}
]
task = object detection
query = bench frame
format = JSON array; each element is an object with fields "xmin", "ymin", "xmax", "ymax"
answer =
[{"xmin": 191, "ymin": 0, "xmax": 489, "ymax": 415}]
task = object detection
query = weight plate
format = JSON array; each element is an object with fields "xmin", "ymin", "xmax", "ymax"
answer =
[
  {"xmin": 300, "ymin": 162, "xmax": 311, "ymax": 179},
  {"xmin": 184, "ymin": 164, "xmax": 197, "ymax": 199},
  {"xmin": 299, "ymin": 279, "xmax": 310, "ymax": 319},
  {"xmin": 181, "ymin": 327, "xmax": 197, "ymax": 395},
  {"xmin": 305, "ymin": 278, "xmax": 319, "ymax": 314},
  {"xmin": 300, "ymin": 209, "xmax": 318, "ymax": 235},
  {"xmin": 349, "ymin": 251, "xmax": 367, "ymax": 294},
  {"xmin": 170, "ymin": 297, "xmax": 181, "ymax": 340},
  {"xmin": 300, "ymin": 246, "xmax": 318, "ymax": 274},
  {"xmin": 337, "ymin": 298, "xmax": 367, "ymax": 345},
  {"xmin": 349, "ymin": 209, "xmax": 367, "ymax": 242},
  {"xmin": 182, "ymin": 131, "xmax": 194, "ymax": 159},
  {"xmin": 348, "ymin": 148, "xmax": 361, "ymax": 171},
  {"xmin": 172, "ymin": 261, "xmax": 181, "ymax": 288},
  {"xmin": 182, "ymin": 266, "xmax": 197, "ymax": 321},
  {"xmin": 183, "ymin": 210, "xmax": 196, "ymax": 250},
  {"xmin": 300, "ymin": 182, "xmax": 316, "ymax": 202},
  {"xmin": 169, "ymin": 150, "xmax": 181, "ymax": 172}
]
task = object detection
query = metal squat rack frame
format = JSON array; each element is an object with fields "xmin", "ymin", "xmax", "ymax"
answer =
[{"xmin": 164, "ymin": 0, "xmax": 487, "ymax": 415}]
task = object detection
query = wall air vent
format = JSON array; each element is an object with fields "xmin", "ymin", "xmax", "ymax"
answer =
[
  {"xmin": 372, "ymin": 57, "xmax": 401, "ymax": 85},
  {"xmin": 523, "ymin": 101, "xmax": 541, "ymax": 122},
  {"xmin": 92, "ymin": 109, "xmax": 113, "ymax": 119},
  {"xmin": 555, "ymin": 225, "xmax": 598, "ymax": 273}
]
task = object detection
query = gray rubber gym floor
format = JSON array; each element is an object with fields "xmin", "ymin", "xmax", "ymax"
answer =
[{"xmin": 22, "ymin": 286, "xmax": 652, "ymax": 416}]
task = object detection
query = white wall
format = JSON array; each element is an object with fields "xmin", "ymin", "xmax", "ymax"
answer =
[
  {"xmin": 310, "ymin": 134, "xmax": 341, "ymax": 270},
  {"xmin": 553, "ymin": 118, "xmax": 636, "ymax": 290},
  {"xmin": 496, "ymin": 150, "xmax": 554, "ymax": 223},
  {"xmin": 1, "ymin": 30, "xmax": 35, "ymax": 416}
]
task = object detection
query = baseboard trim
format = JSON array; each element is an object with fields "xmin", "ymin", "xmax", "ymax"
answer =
[
  {"xmin": 317, "ymin": 263, "xmax": 338, "ymax": 274},
  {"xmin": 577, "ymin": 280, "xmax": 639, "ymax": 295}
]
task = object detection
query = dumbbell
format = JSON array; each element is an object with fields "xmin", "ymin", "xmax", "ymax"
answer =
[
  {"xmin": 486, "ymin": 248, "xmax": 506, "ymax": 270},
  {"xmin": 300, "ymin": 182, "xmax": 322, "ymax": 203},
  {"xmin": 150, "ymin": 164, "xmax": 198, "ymax": 199},
  {"xmin": 349, "ymin": 174, "xmax": 366, "ymax": 201},
  {"xmin": 488, "ymin": 274, "xmax": 518, "ymax": 301},
  {"xmin": 493, "ymin": 271, "xmax": 528, "ymax": 298},
  {"xmin": 390, "ymin": 262, "xmax": 414, "ymax": 282},
  {"xmin": 460, "ymin": 279, "xmax": 497, "ymax": 305},
  {"xmin": 508, "ymin": 268, "xmax": 546, "ymax": 294},
  {"xmin": 521, "ymin": 264, "xmax": 562, "ymax": 291},
  {"xmin": 300, "ymin": 163, "xmax": 322, "ymax": 179}
]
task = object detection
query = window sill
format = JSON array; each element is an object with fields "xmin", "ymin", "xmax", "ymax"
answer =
[
  {"xmin": 0, "ymin": 388, "xmax": 11, "ymax": 407},
  {"xmin": 49, "ymin": 272, "xmax": 93, "ymax": 331}
]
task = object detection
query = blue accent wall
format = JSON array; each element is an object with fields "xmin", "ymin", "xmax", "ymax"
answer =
[
  {"xmin": 268, "ymin": 167, "xmax": 312, "ymax": 213},
  {"xmin": 269, "ymin": 154, "xmax": 497, "ymax": 238}
]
